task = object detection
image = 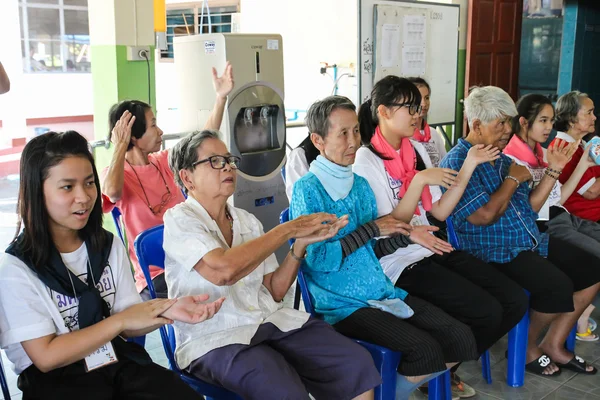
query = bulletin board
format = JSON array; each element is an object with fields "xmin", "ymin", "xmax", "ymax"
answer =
[{"xmin": 358, "ymin": 0, "xmax": 460, "ymax": 125}]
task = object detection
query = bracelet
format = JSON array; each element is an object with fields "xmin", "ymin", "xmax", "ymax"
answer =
[
  {"xmin": 289, "ymin": 242, "xmax": 306, "ymax": 262},
  {"xmin": 544, "ymin": 169, "xmax": 560, "ymax": 180},
  {"xmin": 505, "ymin": 175, "xmax": 521, "ymax": 185},
  {"xmin": 547, "ymin": 167, "xmax": 563, "ymax": 174}
]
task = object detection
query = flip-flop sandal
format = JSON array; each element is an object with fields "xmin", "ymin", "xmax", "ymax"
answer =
[
  {"xmin": 525, "ymin": 354, "xmax": 561, "ymax": 377},
  {"xmin": 590, "ymin": 318, "xmax": 597, "ymax": 332},
  {"xmin": 576, "ymin": 328, "xmax": 599, "ymax": 342},
  {"xmin": 555, "ymin": 355, "xmax": 597, "ymax": 375}
]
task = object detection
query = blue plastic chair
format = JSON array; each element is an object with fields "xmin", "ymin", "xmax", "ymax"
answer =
[
  {"xmin": 111, "ymin": 207, "xmax": 125, "ymax": 245},
  {"xmin": 281, "ymin": 208, "xmax": 452, "ymax": 400},
  {"xmin": 0, "ymin": 355, "xmax": 10, "ymax": 399},
  {"xmin": 446, "ymin": 216, "xmax": 577, "ymax": 387},
  {"xmin": 110, "ymin": 207, "xmax": 146, "ymax": 347},
  {"xmin": 134, "ymin": 225, "xmax": 241, "ymax": 400}
]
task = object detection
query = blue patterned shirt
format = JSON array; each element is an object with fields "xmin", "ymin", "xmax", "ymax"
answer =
[
  {"xmin": 290, "ymin": 172, "xmax": 408, "ymax": 325},
  {"xmin": 439, "ymin": 139, "xmax": 549, "ymax": 263}
]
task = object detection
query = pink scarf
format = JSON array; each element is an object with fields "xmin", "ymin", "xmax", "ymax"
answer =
[
  {"xmin": 370, "ymin": 126, "xmax": 432, "ymax": 215},
  {"xmin": 412, "ymin": 121, "xmax": 431, "ymax": 142},
  {"xmin": 503, "ymin": 135, "xmax": 548, "ymax": 168}
]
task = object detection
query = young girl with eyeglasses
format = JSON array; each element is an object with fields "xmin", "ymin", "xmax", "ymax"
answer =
[{"xmin": 353, "ymin": 76, "xmax": 528, "ymax": 398}]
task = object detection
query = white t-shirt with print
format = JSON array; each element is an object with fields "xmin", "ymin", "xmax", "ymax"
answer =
[
  {"xmin": 353, "ymin": 141, "xmax": 442, "ymax": 284},
  {"xmin": 285, "ymin": 147, "xmax": 310, "ymax": 201},
  {"xmin": 0, "ymin": 239, "xmax": 141, "ymax": 374},
  {"xmin": 163, "ymin": 197, "xmax": 309, "ymax": 370},
  {"xmin": 418, "ymin": 128, "xmax": 448, "ymax": 168}
]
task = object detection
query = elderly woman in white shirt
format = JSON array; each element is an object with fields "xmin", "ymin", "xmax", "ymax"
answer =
[{"xmin": 163, "ymin": 130, "xmax": 381, "ymax": 400}]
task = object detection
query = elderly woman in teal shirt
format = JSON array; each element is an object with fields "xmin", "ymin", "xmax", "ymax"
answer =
[{"xmin": 290, "ymin": 95, "xmax": 478, "ymax": 384}]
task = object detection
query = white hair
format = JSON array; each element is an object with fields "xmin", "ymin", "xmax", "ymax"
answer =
[{"xmin": 464, "ymin": 86, "xmax": 517, "ymax": 128}]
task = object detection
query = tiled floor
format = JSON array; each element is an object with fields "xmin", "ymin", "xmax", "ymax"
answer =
[{"xmin": 4, "ymin": 304, "xmax": 600, "ymax": 399}]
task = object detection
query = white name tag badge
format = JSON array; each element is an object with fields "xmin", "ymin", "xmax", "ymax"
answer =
[{"xmin": 85, "ymin": 341, "xmax": 118, "ymax": 372}]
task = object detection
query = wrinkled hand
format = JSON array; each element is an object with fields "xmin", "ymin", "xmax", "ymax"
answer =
[
  {"xmin": 508, "ymin": 162, "xmax": 532, "ymax": 183},
  {"xmin": 296, "ymin": 215, "xmax": 349, "ymax": 246},
  {"xmin": 416, "ymin": 168, "xmax": 459, "ymax": 189},
  {"xmin": 374, "ymin": 214, "xmax": 413, "ymax": 237},
  {"xmin": 212, "ymin": 61, "xmax": 234, "ymax": 99},
  {"xmin": 289, "ymin": 213, "xmax": 340, "ymax": 239},
  {"xmin": 111, "ymin": 110, "xmax": 135, "ymax": 147},
  {"xmin": 466, "ymin": 144, "xmax": 500, "ymax": 166},
  {"xmin": 547, "ymin": 138, "xmax": 579, "ymax": 170},
  {"xmin": 118, "ymin": 298, "xmax": 177, "ymax": 331},
  {"xmin": 408, "ymin": 225, "xmax": 453, "ymax": 255},
  {"xmin": 161, "ymin": 295, "xmax": 225, "ymax": 324}
]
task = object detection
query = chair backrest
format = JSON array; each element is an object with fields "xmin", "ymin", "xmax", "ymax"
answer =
[
  {"xmin": 279, "ymin": 207, "xmax": 317, "ymax": 317},
  {"xmin": 296, "ymin": 269, "xmax": 316, "ymax": 316},
  {"xmin": 446, "ymin": 216, "xmax": 460, "ymax": 249},
  {"xmin": 281, "ymin": 165, "xmax": 286, "ymax": 184},
  {"xmin": 111, "ymin": 207, "xmax": 125, "ymax": 245},
  {"xmin": 133, "ymin": 225, "xmax": 181, "ymax": 371},
  {"xmin": 134, "ymin": 225, "xmax": 166, "ymax": 300}
]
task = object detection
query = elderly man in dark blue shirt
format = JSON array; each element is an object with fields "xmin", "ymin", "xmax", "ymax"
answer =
[{"xmin": 441, "ymin": 86, "xmax": 600, "ymax": 378}]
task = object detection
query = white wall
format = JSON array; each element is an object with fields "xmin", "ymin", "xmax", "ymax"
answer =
[
  {"xmin": 239, "ymin": 0, "xmax": 358, "ymax": 110},
  {"xmin": 0, "ymin": 0, "xmax": 94, "ymax": 148}
]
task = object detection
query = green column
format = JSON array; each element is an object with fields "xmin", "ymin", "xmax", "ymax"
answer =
[{"xmin": 88, "ymin": 0, "xmax": 156, "ymax": 232}]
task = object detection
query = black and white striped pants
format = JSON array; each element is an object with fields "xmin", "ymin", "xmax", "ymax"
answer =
[{"xmin": 333, "ymin": 295, "xmax": 479, "ymax": 376}]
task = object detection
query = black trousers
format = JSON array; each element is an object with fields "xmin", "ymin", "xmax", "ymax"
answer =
[
  {"xmin": 333, "ymin": 295, "xmax": 479, "ymax": 376},
  {"xmin": 18, "ymin": 359, "xmax": 202, "ymax": 400},
  {"xmin": 491, "ymin": 235, "xmax": 600, "ymax": 314},
  {"xmin": 140, "ymin": 273, "xmax": 168, "ymax": 301},
  {"xmin": 395, "ymin": 250, "xmax": 529, "ymax": 354}
]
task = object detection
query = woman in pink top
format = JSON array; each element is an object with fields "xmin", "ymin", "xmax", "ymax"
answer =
[{"xmin": 102, "ymin": 62, "xmax": 234, "ymax": 299}]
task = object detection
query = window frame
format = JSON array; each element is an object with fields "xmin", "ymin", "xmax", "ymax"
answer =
[
  {"xmin": 19, "ymin": 0, "xmax": 90, "ymax": 73},
  {"xmin": 159, "ymin": 0, "xmax": 239, "ymax": 61}
]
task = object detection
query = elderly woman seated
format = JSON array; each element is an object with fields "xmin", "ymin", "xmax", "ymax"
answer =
[
  {"xmin": 289, "ymin": 95, "xmax": 479, "ymax": 390},
  {"xmin": 162, "ymin": 130, "xmax": 381, "ymax": 400}
]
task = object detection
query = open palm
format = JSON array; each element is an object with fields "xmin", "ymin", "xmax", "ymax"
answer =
[
  {"xmin": 212, "ymin": 61, "xmax": 234, "ymax": 99},
  {"xmin": 162, "ymin": 295, "xmax": 225, "ymax": 324}
]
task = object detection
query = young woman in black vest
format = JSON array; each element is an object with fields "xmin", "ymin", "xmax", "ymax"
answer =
[{"xmin": 0, "ymin": 131, "xmax": 224, "ymax": 399}]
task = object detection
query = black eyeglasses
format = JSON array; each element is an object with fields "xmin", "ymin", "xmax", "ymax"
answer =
[
  {"xmin": 390, "ymin": 103, "xmax": 422, "ymax": 116},
  {"xmin": 192, "ymin": 155, "xmax": 241, "ymax": 170}
]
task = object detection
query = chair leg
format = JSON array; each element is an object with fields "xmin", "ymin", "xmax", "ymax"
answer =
[
  {"xmin": 507, "ymin": 307, "xmax": 529, "ymax": 387},
  {"xmin": 481, "ymin": 350, "xmax": 492, "ymax": 384},
  {"xmin": 293, "ymin": 279, "xmax": 302, "ymax": 310},
  {"xmin": 565, "ymin": 325, "xmax": 577, "ymax": 353},
  {"xmin": 428, "ymin": 370, "xmax": 452, "ymax": 400}
]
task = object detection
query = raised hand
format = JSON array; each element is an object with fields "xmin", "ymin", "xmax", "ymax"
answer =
[
  {"xmin": 416, "ymin": 168, "xmax": 459, "ymax": 189},
  {"xmin": 161, "ymin": 295, "xmax": 225, "ymax": 324},
  {"xmin": 466, "ymin": 144, "xmax": 501, "ymax": 166},
  {"xmin": 547, "ymin": 138, "xmax": 580, "ymax": 170},
  {"xmin": 212, "ymin": 61, "xmax": 234, "ymax": 99},
  {"xmin": 111, "ymin": 110, "xmax": 135, "ymax": 147}
]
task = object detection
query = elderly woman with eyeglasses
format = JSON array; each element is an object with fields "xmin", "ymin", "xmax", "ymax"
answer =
[
  {"xmin": 161, "ymin": 129, "xmax": 382, "ymax": 400},
  {"xmin": 101, "ymin": 63, "xmax": 234, "ymax": 299}
]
